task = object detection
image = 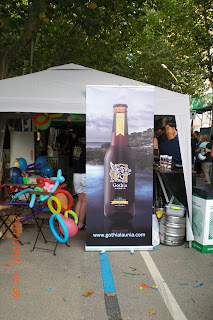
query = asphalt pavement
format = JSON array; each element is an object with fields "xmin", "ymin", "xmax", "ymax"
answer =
[
  {"xmin": 0, "ymin": 223, "xmax": 213, "ymax": 320},
  {"xmin": 0, "ymin": 175, "xmax": 212, "ymax": 320}
]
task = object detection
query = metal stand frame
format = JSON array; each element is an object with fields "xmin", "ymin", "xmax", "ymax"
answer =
[{"xmin": 30, "ymin": 217, "xmax": 70, "ymax": 256}]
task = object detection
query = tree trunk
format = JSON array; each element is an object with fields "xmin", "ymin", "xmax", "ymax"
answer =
[
  {"xmin": 208, "ymin": 78, "xmax": 213, "ymax": 136},
  {"xmin": 0, "ymin": 52, "xmax": 9, "ymax": 80},
  {"xmin": 0, "ymin": 0, "xmax": 46, "ymax": 79}
]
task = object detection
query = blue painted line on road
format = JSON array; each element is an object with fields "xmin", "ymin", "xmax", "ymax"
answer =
[
  {"xmin": 99, "ymin": 252, "xmax": 116, "ymax": 293},
  {"xmin": 99, "ymin": 252, "xmax": 122, "ymax": 319}
]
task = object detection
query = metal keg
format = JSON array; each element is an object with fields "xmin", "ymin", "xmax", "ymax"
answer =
[{"xmin": 160, "ymin": 215, "xmax": 186, "ymax": 246}]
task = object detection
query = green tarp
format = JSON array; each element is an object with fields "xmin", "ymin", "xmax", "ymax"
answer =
[{"xmin": 190, "ymin": 92, "xmax": 213, "ymax": 111}]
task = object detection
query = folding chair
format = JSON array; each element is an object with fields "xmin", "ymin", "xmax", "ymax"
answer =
[
  {"xmin": 26, "ymin": 187, "xmax": 73, "ymax": 255},
  {"xmin": 0, "ymin": 204, "xmax": 23, "ymax": 244},
  {"xmin": 30, "ymin": 210, "xmax": 70, "ymax": 256}
]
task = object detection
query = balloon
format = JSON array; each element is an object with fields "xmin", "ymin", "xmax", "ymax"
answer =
[
  {"xmin": 36, "ymin": 177, "xmax": 55, "ymax": 188},
  {"xmin": 64, "ymin": 210, "xmax": 78, "ymax": 224},
  {"xmin": 27, "ymin": 163, "xmax": 36, "ymax": 168},
  {"xmin": 55, "ymin": 193, "xmax": 68, "ymax": 211},
  {"xmin": 35, "ymin": 156, "xmax": 47, "ymax": 169},
  {"xmin": 43, "ymin": 181, "xmax": 55, "ymax": 192},
  {"xmin": 29, "ymin": 194, "xmax": 37, "ymax": 208},
  {"xmin": 9, "ymin": 167, "xmax": 22, "ymax": 180},
  {"xmin": 47, "ymin": 196, "xmax": 61, "ymax": 214},
  {"xmin": 39, "ymin": 169, "xmax": 65, "ymax": 202},
  {"xmin": 49, "ymin": 214, "xmax": 69, "ymax": 243},
  {"xmin": 33, "ymin": 113, "xmax": 50, "ymax": 126},
  {"xmin": 35, "ymin": 121, "xmax": 51, "ymax": 130},
  {"xmin": 41, "ymin": 165, "xmax": 53, "ymax": 177},
  {"xmin": 54, "ymin": 189, "xmax": 73, "ymax": 211},
  {"xmin": 71, "ymin": 114, "xmax": 78, "ymax": 119},
  {"xmin": 198, "ymin": 153, "xmax": 206, "ymax": 161},
  {"xmin": 44, "ymin": 113, "xmax": 63, "ymax": 118},
  {"xmin": 33, "ymin": 113, "xmax": 51, "ymax": 130},
  {"xmin": 10, "ymin": 188, "xmax": 33, "ymax": 202},
  {"xmin": 14, "ymin": 160, "xmax": 20, "ymax": 168},
  {"xmin": 67, "ymin": 116, "xmax": 73, "ymax": 122},
  {"xmin": 58, "ymin": 213, "xmax": 78, "ymax": 238},
  {"xmin": 18, "ymin": 158, "xmax": 27, "ymax": 171}
]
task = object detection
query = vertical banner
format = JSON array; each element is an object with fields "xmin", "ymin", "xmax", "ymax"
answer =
[{"xmin": 86, "ymin": 86, "xmax": 154, "ymax": 251}]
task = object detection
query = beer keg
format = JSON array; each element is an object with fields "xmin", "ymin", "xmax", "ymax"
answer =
[{"xmin": 160, "ymin": 215, "xmax": 186, "ymax": 246}]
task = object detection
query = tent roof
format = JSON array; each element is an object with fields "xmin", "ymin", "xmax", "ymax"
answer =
[
  {"xmin": 0, "ymin": 63, "xmax": 189, "ymax": 115},
  {"xmin": 0, "ymin": 63, "xmax": 193, "ymax": 241}
]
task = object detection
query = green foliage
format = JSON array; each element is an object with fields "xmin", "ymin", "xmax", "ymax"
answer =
[{"xmin": 0, "ymin": 0, "xmax": 212, "ymax": 96}]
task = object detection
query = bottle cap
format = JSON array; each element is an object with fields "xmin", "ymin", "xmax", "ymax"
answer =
[
  {"xmin": 113, "ymin": 104, "xmax": 128, "ymax": 113},
  {"xmin": 113, "ymin": 104, "xmax": 128, "ymax": 108}
]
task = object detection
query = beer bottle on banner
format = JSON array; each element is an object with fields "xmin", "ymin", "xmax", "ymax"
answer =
[{"xmin": 104, "ymin": 104, "xmax": 135, "ymax": 233}]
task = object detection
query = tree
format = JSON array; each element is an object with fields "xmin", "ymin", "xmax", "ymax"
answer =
[
  {"xmin": 112, "ymin": 0, "xmax": 213, "ymax": 96},
  {"xmin": 0, "ymin": 1, "xmax": 147, "ymax": 78},
  {"xmin": 0, "ymin": 0, "xmax": 47, "ymax": 79},
  {"xmin": 0, "ymin": 0, "xmax": 212, "ymax": 98}
]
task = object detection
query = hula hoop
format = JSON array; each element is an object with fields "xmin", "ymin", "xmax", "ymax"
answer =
[
  {"xmin": 49, "ymin": 214, "xmax": 69, "ymax": 243},
  {"xmin": 47, "ymin": 196, "xmax": 61, "ymax": 214},
  {"xmin": 64, "ymin": 210, "xmax": 78, "ymax": 224},
  {"xmin": 33, "ymin": 113, "xmax": 50, "ymax": 126},
  {"xmin": 54, "ymin": 189, "xmax": 73, "ymax": 212}
]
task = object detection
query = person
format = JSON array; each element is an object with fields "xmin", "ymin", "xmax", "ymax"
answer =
[
  {"xmin": 68, "ymin": 126, "xmax": 79, "ymax": 194},
  {"xmin": 153, "ymin": 136, "xmax": 159, "ymax": 157},
  {"xmin": 56, "ymin": 124, "xmax": 71, "ymax": 184},
  {"xmin": 191, "ymin": 131, "xmax": 199, "ymax": 166},
  {"xmin": 195, "ymin": 134, "xmax": 209, "ymax": 179},
  {"xmin": 204, "ymin": 134, "xmax": 213, "ymax": 186},
  {"xmin": 159, "ymin": 122, "xmax": 182, "ymax": 166},
  {"xmin": 72, "ymin": 130, "xmax": 86, "ymax": 230},
  {"xmin": 196, "ymin": 134, "xmax": 209, "ymax": 156},
  {"xmin": 155, "ymin": 127, "xmax": 167, "ymax": 146}
]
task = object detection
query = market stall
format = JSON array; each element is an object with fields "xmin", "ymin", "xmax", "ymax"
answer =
[{"xmin": 0, "ymin": 63, "xmax": 192, "ymax": 241}]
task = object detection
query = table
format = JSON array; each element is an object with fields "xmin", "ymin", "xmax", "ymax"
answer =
[
  {"xmin": 0, "ymin": 184, "xmax": 51, "ymax": 242},
  {"xmin": 153, "ymin": 165, "xmax": 196, "ymax": 209},
  {"xmin": 2, "ymin": 182, "xmax": 37, "ymax": 200}
]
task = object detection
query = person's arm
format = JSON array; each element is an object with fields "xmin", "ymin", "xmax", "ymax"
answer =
[
  {"xmin": 211, "ymin": 145, "xmax": 213, "ymax": 158},
  {"xmin": 195, "ymin": 146, "xmax": 201, "ymax": 153},
  {"xmin": 60, "ymin": 140, "xmax": 70, "ymax": 154},
  {"xmin": 154, "ymin": 137, "xmax": 158, "ymax": 149},
  {"xmin": 205, "ymin": 147, "xmax": 211, "ymax": 154}
]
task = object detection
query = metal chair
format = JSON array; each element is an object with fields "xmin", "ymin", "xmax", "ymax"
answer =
[{"xmin": 30, "ymin": 210, "xmax": 70, "ymax": 256}]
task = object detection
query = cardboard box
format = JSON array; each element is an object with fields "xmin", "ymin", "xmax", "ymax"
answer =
[{"xmin": 192, "ymin": 194, "xmax": 213, "ymax": 253}]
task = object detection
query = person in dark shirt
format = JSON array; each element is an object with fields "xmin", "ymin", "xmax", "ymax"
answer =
[
  {"xmin": 204, "ymin": 134, "xmax": 213, "ymax": 185},
  {"xmin": 56, "ymin": 124, "xmax": 71, "ymax": 184},
  {"xmin": 72, "ymin": 132, "xmax": 86, "ymax": 230},
  {"xmin": 159, "ymin": 123, "xmax": 182, "ymax": 166},
  {"xmin": 191, "ymin": 131, "xmax": 199, "ymax": 165}
]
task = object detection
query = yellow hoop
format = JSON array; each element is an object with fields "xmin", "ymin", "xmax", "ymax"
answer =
[
  {"xmin": 47, "ymin": 196, "xmax": 61, "ymax": 214},
  {"xmin": 64, "ymin": 210, "xmax": 78, "ymax": 224}
]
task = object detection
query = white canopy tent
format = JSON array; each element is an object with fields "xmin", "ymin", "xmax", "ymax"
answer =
[{"xmin": 0, "ymin": 63, "xmax": 192, "ymax": 240}]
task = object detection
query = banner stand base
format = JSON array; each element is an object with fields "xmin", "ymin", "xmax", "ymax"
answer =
[{"xmin": 85, "ymin": 245, "xmax": 153, "ymax": 252}]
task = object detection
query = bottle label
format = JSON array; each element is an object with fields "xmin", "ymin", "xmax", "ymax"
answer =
[
  {"xmin": 116, "ymin": 113, "xmax": 125, "ymax": 136},
  {"xmin": 109, "ymin": 161, "xmax": 132, "ymax": 190},
  {"xmin": 73, "ymin": 145, "xmax": 82, "ymax": 160}
]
